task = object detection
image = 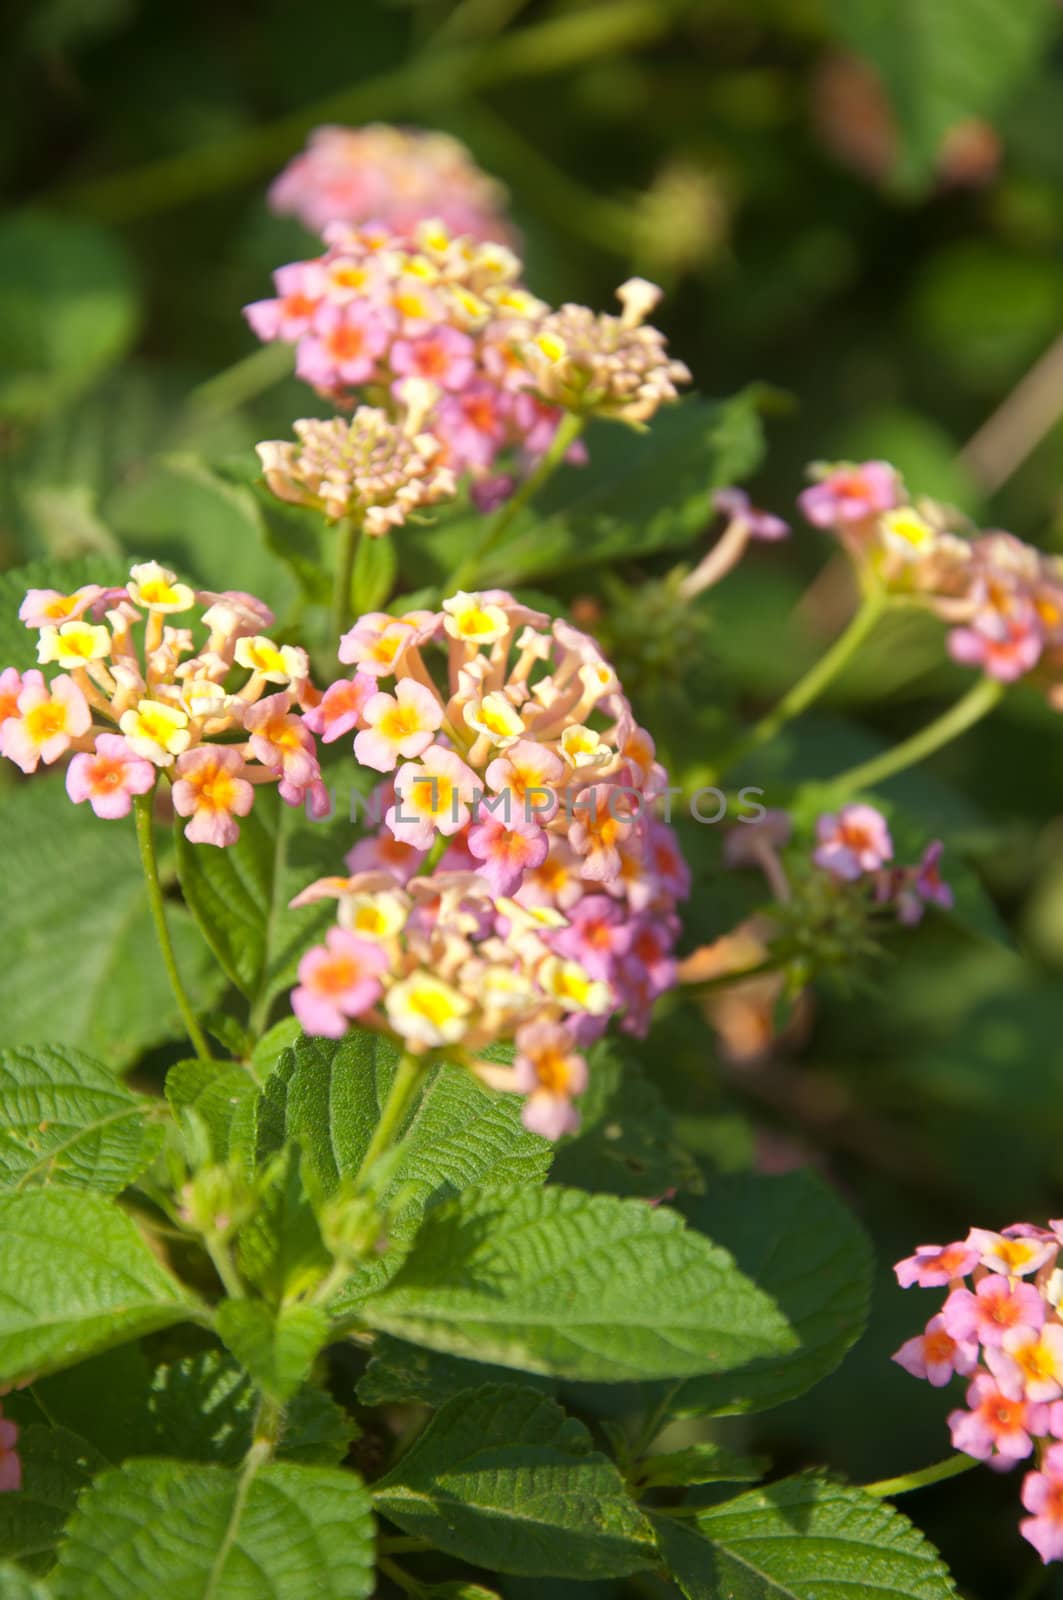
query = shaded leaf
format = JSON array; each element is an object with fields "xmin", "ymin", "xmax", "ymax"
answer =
[
  {"xmin": 215, "ymin": 1300, "xmax": 331, "ymax": 1403},
  {"xmin": 0, "ymin": 1426, "xmax": 105, "ymax": 1575}
]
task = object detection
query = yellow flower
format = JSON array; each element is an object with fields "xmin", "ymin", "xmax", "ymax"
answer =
[
  {"xmin": 128, "ymin": 562, "xmax": 195, "ymax": 613},
  {"xmin": 385, "ymin": 973, "xmax": 472, "ymax": 1048},
  {"xmin": 37, "ymin": 621, "xmax": 111, "ymax": 669},
  {"xmin": 119, "ymin": 698, "xmax": 191, "ymax": 765}
]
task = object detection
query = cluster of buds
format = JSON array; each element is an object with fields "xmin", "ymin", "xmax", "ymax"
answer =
[
  {"xmin": 0, "ymin": 563, "xmax": 325, "ymax": 845},
  {"xmin": 0, "ymin": 1402, "xmax": 19, "ymax": 1493},
  {"xmin": 245, "ymin": 219, "xmax": 686, "ymax": 506},
  {"xmin": 256, "ymin": 383, "xmax": 456, "ymax": 534},
  {"xmin": 895, "ymin": 1224, "xmax": 1063, "ymax": 1565},
  {"xmin": 799, "ymin": 459, "xmax": 1063, "ymax": 702},
  {"xmin": 268, "ymin": 123, "xmax": 513, "ymax": 245},
  {"xmin": 518, "ymin": 278, "xmax": 691, "ymax": 425},
  {"xmin": 290, "ymin": 588, "xmax": 690, "ymax": 1137}
]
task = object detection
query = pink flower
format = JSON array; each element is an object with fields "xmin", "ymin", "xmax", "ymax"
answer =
[
  {"xmin": 893, "ymin": 1313, "xmax": 979, "ymax": 1387},
  {"xmin": 713, "ymin": 486, "xmax": 790, "ymax": 541},
  {"xmin": 1021, "ymin": 1443, "xmax": 1063, "ymax": 1563},
  {"xmin": 895, "ymin": 1240, "xmax": 980, "ymax": 1288},
  {"xmin": 302, "ymin": 673, "xmax": 376, "ymax": 743},
  {"xmin": 354, "ymin": 679, "xmax": 443, "ymax": 772},
  {"xmin": 948, "ymin": 1374, "xmax": 1048, "ymax": 1461},
  {"xmin": 338, "ymin": 613, "xmax": 416, "ymax": 677},
  {"xmin": 296, "ymin": 300, "xmax": 391, "ymax": 389},
  {"xmin": 949, "ymin": 613, "xmax": 1042, "ymax": 682},
  {"xmin": 798, "ymin": 460, "xmax": 900, "ymax": 528},
  {"xmin": 988, "ymin": 1324, "xmax": 1063, "ymax": 1403},
  {"xmin": 942, "ymin": 1276, "xmax": 1045, "ymax": 1348},
  {"xmin": 914, "ymin": 840, "xmax": 954, "ymax": 911},
  {"xmin": 968, "ymin": 1226, "xmax": 1058, "ymax": 1278},
  {"xmin": 66, "ymin": 733, "xmax": 156, "ymax": 819},
  {"xmin": 243, "ymin": 261, "xmax": 327, "ymax": 342},
  {"xmin": 0, "ymin": 667, "xmax": 24, "ymax": 725},
  {"xmin": 436, "ymin": 384, "xmax": 511, "ymax": 471},
  {"xmin": 243, "ymin": 694, "xmax": 320, "ymax": 787},
  {"xmin": 813, "ymin": 804, "xmax": 893, "ymax": 881},
  {"xmin": 553, "ymin": 893, "xmax": 633, "ymax": 981},
  {"xmin": 345, "ymin": 831, "xmax": 425, "ymax": 884},
  {"xmin": 18, "ymin": 585, "xmax": 102, "ymax": 628},
  {"xmin": 0, "ymin": 670, "xmax": 91, "ymax": 773},
  {"xmin": 514, "ymin": 1019, "xmax": 588, "ymax": 1141},
  {"xmin": 467, "ymin": 816, "xmax": 548, "ymax": 896},
  {"xmin": 391, "ymin": 327, "xmax": 476, "ymax": 391},
  {"xmin": 291, "ymin": 927, "xmax": 388, "ymax": 1037},
  {"xmin": 172, "ymin": 746, "xmax": 255, "ymax": 847},
  {"xmin": 0, "ymin": 1405, "xmax": 20, "ymax": 1493},
  {"xmin": 388, "ymin": 746, "xmax": 480, "ymax": 850}
]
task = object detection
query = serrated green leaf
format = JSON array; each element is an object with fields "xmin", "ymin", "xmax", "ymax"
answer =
[
  {"xmin": 357, "ymin": 1185, "xmax": 797, "ymax": 1382},
  {"xmin": 831, "ymin": 0, "xmax": 1057, "ymax": 190},
  {"xmin": 0, "ymin": 213, "xmax": 138, "ymax": 421},
  {"xmin": 146, "ymin": 1352, "xmax": 355, "ymax": 1467},
  {"xmin": 216, "ymin": 1301, "xmax": 331, "ymax": 1403},
  {"xmin": 165, "ymin": 1060, "xmax": 258, "ymax": 1170},
  {"xmin": 375, "ymin": 1384, "xmax": 656, "ymax": 1578},
  {"xmin": 262, "ymin": 1031, "xmax": 552, "ymax": 1303},
  {"xmin": 637, "ymin": 1443, "xmax": 767, "ymax": 1489},
  {"xmin": 653, "ymin": 1475, "xmax": 959, "ymax": 1599},
  {"xmin": 234, "ymin": 1146, "xmax": 331, "ymax": 1303},
  {"xmin": 0, "ymin": 1190, "xmax": 200, "ymax": 1384},
  {"xmin": 0, "ymin": 1426, "xmax": 105, "ymax": 1575},
  {"xmin": 357, "ymin": 1333, "xmax": 555, "ymax": 1409},
  {"xmin": 0, "ymin": 1045, "xmax": 163, "ymax": 1194},
  {"xmin": 666, "ymin": 1170, "xmax": 873, "ymax": 1416},
  {"xmin": 0, "ymin": 774, "xmax": 222, "ymax": 1070},
  {"xmin": 549, "ymin": 1044, "xmax": 700, "ymax": 1199},
  {"xmin": 52, "ymin": 1458, "xmax": 374, "ymax": 1600}
]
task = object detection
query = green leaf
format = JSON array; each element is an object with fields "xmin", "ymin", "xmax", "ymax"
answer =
[
  {"xmin": 0, "ymin": 773, "xmax": 222, "ymax": 1070},
  {"xmin": 0, "ymin": 1561, "xmax": 54, "ymax": 1599},
  {"xmin": 5, "ymin": 1347, "xmax": 158, "ymax": 1463},
  {"xmin": 831, "ymin": 0, "xmax": 1057, "ymax": 190},
  {"xmin": 357, "ymin": 1333, "xmax": 555, "ymax": 1409},
  {"xmin": 52, "ymin": 1459, "xmax": 374, "ymax": 1600},
  {"xmin": 374, "ymin": 1385, "xmax": 656, "ymax": 1578},
  {"xmin": 215, "ymin": 1301, "xmax": 331, "ymax": 1403},
  {"xmin": 548, "ymin": 1044, "xmax": 700, "ymax": 1199},
  {"xmin": 402, "ymin": 390, "xmax": 766, "ymax": 586},
  {"xmin": 234, "ymin": 1145, "xmax": 331, "ymax": 1303},
  {"xmin": 357, "ymin": 1185, "xmax": 797, "ymax": 1382},
  {"xmin": 0, "ymin": 213, "xmax": 138, "ymax": 421},
  {"xmin": 667, "ymin": 1170, "xmax": 872, "ymax": 1416},
  {"xmin": 262, "ymin": 1031, "xmax": 552, "ymax": 1301},
  {"xmin": 0, "ymin": 1426, "xmax": 105, "ymax": 1575},
  {"xmin": 106, "ymin": 454, "xmax": 294, "ymax": 608},
  {"xmin": 146, "ymin": 1352, "xmax": 355, "ymax": 1467},
  {"xmin": 0, "ymin": 1045, "xmax": 163, "ymax": 1194},
  {"xmin": 0, "ymin": 1190, "xmax": 199, "ymax": 1383},
  {"xmin": 637, "ymin": 1443, "xmax": 767, "ymax": 1489},
  {"xmin": 165, "ymin": 1060, "xmax": 258, "ymax": 1170},
  {"xmin": 653, "ymin": 1475, "xmax": 959, "ymax": 1599}
]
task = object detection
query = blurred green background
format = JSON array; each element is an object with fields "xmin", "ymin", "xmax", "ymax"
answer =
[{"xmin": 3, "ymin": 1, "xmax": 1063, "ymax": 1594}]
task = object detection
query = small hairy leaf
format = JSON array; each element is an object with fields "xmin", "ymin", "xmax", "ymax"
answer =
[{"xmin": 215, "ymin": 1301, "xmax": 331, "ymax": 1403}]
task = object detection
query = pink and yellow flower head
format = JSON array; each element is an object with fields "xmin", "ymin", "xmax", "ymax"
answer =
[
  {"xmin": 893, "ymin": 1216, "xmax": 1063, "ymax": 1564},
  {"xmin": 267, "ymin": 124, "xmax": 513, "ymax": 244},
  {"xmin": 0, "ymin": 560, "xmax": 324, "ymax": 846},
  {"xmin": 289, "ymin": 590, "xmax": 688, "ymax": 1134}
]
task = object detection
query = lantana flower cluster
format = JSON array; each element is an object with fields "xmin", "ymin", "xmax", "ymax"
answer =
[
  {"xmin": 0, "ymin": 1402, "xmax": 19, "ymax": 1493},
  {"xmin": 268, "ymin": 123, "xmax": 513, "ymax": 245},
  {"xmin": 895, "ymin": 1223, "xmax": 1063, "ymax": 1565},
  {"xmin": 245, "ymin": 218, "xmax": 688, "ymax": 506},
  {"xmin": 290, "ymin": 588, "xmax": 690, "ymax": 1137},
  {"xmin": 800, "ymin": 459, "xmax": 1063, "ymax": 701},
  {"xmin": 0, "ymin": 563, "xmax": 325, "ymax": 845}
]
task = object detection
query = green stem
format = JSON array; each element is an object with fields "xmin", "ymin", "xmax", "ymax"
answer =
[
  {"xmin": 446, "ymin": 411, "xmax": 584, "ymax": 593},
  {"xmin": 57, "ymin": 3, "xmax": 668, "ymax": 223},
  {"xmin": 205, "ymin": 1234, "xmax": 245, "ymax": 1299},
  {"xmin": 134, "ymin": 792, "xmax": 212, "ymax": 1061},
  {"xmin": 714, "ymin": 588, "xmax": 888, "ymax": 779},
  {"xmin": 183, "ymin": 341, "xmax": 294, "ymax": 422},
  {"xmin": 828, "ymin": 675, "xmax": 1005, "ymax": 795},
  {"xmin": 354, "ymin": 1051, "xmax": 426, "ymax": 1187},
  {"xmin": 331, "ymin": 517, "xmax": 361, "ymax": 645},
  {"xmin": 862, "ymin": 1453, "xmax": 978, "ymax": 1499}
]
